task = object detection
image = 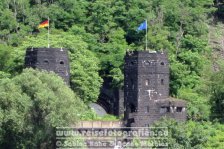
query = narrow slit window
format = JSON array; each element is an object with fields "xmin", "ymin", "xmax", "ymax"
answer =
[
  {"xmin": 44, "ymin": 59, "xmax": 49, "ymax": 64},
  {"xmin": 146, "ymin": 106, "xmax": 149, "ymax": 113},
  {"xmin": 131, "ymin": 79, "xmax": 134, "ymax": 89},
  {"xmin": 161, "ymin": 79, "xmax": 164, "ymax": 85},
  {"xmin": 145, "ymin": 79, "xmax": 149, "ymax": 86},
  {"xmin": 166, "ymin": 107, "xmax": 170, "ymax": 112}
]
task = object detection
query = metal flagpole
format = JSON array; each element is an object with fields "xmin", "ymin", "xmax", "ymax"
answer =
[
  {"xmin": 145, "ymin": 19, "xmax": 147, "ymax": 51},
  {"xmin": 48, "ymin": 17, "xmax": 50, "ymax": 48}
]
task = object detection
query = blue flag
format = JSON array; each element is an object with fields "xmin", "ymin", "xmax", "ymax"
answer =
[{"xmin": 137, "ymin": 21, "xmax": 147, "ymax": 31}]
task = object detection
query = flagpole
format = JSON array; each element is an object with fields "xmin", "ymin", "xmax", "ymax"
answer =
[
  {"xmin": 145, "ymin": 19, "xmax": 147, "ymax": 51},
  {"xmin": 48, "ymin": 17, "xmax": 50, "ymax": 48}
]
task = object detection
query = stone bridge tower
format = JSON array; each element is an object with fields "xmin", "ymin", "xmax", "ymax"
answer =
[
  {"xmin": 124, "ymin": 51, "xmax": 186, "ymax": 127},
  {"xmin": 24, "ymin": 48, "xmax": 70, "ymax": 85}
]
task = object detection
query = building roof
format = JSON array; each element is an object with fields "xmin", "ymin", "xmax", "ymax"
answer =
[{"xmin": 156, "ymin": 97, "xmax": 187, "ymax": 107}]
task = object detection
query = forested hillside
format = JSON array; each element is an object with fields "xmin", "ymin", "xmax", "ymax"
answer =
[{"xmin": 1, "ymin": 0, "xmax": 224, "ymax": 148}]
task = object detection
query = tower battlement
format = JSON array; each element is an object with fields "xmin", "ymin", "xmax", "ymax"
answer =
[{"xmin": 24, "ymin": 48, "xmax": 70, "ymax": 85}]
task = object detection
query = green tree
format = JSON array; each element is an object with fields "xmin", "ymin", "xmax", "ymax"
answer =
[
  {"xmin": 47, "ymin": 0, "xmax": 88, "ymax": 30},
  {"xmin": 153, "ymin": 119, "xmax": 208, "ymax": 148},
  {"xmin": 0, "ymin": 8, "xmax": 17, "ymax": 44},
  {"xmin": 169, "ymin": 35, "xmax": 210, "ymax": 95},
  {"xmin": 209, "ymin": 62, "xmax": 224, "ymax": 122},
  {"xmin": 177, "ymin": 88, "xmax": 210, "ymax": 121},
  {"xmin": 0, "ymin": 68, "xmax": 87, "ymax": 148},
  {"xmin": 86, "ymin": 0, "xmax": 116, "ymax": 42},
  {"xmin": 98, "ymin": 28, "xmax": 128, "ymax": 87},
  {"xmin": 69, "ymin": 25, "xmax": 127, "ymax": 88},
  {"xmin": 0, "ymin": 44, "xmax": 12, "ymax": 71},
  {"xmin": 0, "ymin": 44, "xmax": 12, "ymax": 79}
]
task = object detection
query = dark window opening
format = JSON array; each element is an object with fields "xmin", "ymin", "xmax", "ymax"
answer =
[
  {"xmin": 160, "ymin": 107, "xmax": 167, "ymax": 113},
  {"xmin": 44, "ymin": 59, "xmax": 49, "ymax": 64},
  {"xmin": 58, "ymin": 69, "xmax": 64, "ymax": 72},
  {"xmin": 129, "ymin": 118, "xmax": 135, "ymax": 123},
  {"xmin": 145, "ymin": 124, "xmax": 150, "ymax": 127},
  {"xmin": 60, "ymin": 60, "xmax": 64, "ymax": 65},
  {"xmin": 130, "ymin": 104, "xmax": 136, "ymax": 113},
  {"xmin": 160, "ymin": 62, "xmax": 165, "ymax": 65},
  {"xmin": 131, "ymin": 79, "xmax": 134, "ymax": 89},
  {"xmin": 161, "ymin": 79, "xmax": 164, "ymax": 85},
  {"xmin": 166, "ymin": 107, "xmax": 170, "ymax": 112},
  {"xmin": 176, "ymin": 107, "xmax": 182, "ymax": 112},
  {"xmin": 146, "ymin": 106, "xmax": 149, "ymax": 113}
]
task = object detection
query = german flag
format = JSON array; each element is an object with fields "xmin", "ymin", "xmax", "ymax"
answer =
[{"xmin": 38, "ymin": 20, "xmax": 49, "ymax": 28}]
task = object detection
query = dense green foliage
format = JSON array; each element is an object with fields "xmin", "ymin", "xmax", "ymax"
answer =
[
  {"xmin": 209, "ymin": 62, "xmax": 224, "ymax": 122},
  {"xmin": 153, "ymin": 118, "xmax": 224, "ymax": 149},
  {"xmin": 1, "ymin": 0, "xmax": 224, "ymax": 148},
  {"xmin": 0, "ymin": 69, "xmax": 88, "ymax": 148}
]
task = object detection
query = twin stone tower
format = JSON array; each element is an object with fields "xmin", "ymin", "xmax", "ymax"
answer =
[
  {"xmin": 124, "ymin": 51, "xmax": 186, "ymax": 127},
  {"xmin": 25, "ymin": 48, "xmax": 186, "ymax": 127}
]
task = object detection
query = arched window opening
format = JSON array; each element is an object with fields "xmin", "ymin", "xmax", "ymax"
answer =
[{"xmin": 60, "ymin": 60, "xmax": 64, "ymax": 65}]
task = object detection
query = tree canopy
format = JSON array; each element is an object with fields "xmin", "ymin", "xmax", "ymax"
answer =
[{"xmin": 0, "ymin": 69, "xmax": 88, "ymax": 148}]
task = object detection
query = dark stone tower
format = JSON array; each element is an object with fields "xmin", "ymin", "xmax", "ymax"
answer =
[
  {"xmin": 24, "ymin": 48, "xmax": 70, "ymax": 85},
  {"xmin": 124, "ymin": 51, "xmax": 186, "ymax": 127}
]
